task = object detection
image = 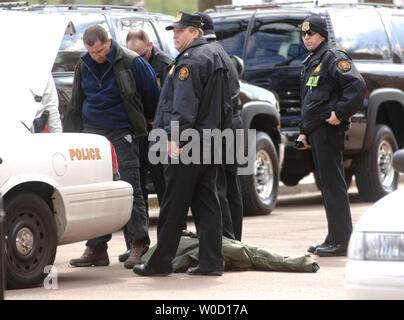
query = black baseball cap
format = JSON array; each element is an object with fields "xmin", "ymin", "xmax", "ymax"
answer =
[
  {"xmin": 301, "ymin": 15, "xmax": 328, "ymax": 40},
  {"xmin": 166, "ymin": 12, "xmax": 203, "ymax": 30},
  {"xmin": 196, "ymin": 12, "xmax": 215, "ymax": 35}
]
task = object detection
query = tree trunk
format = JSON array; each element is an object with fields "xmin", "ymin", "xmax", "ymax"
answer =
[{"xmin": 198, "ymin": 0, "xmax": 232, "ymax": 12}]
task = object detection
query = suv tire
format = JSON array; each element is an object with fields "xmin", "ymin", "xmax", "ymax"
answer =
[
  {"xmin": 240, "ymin": 131, "xmax": 279, "ymax": 216},
  {"xmin": 4, "ymin": 192, "xmax": 57, "ymax": 289},
  {"xmin": 355, "ymin": 124, "xmax": 399, "ymax": 202}
]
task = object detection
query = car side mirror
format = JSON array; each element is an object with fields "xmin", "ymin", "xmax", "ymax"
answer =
[
  {"xmin": 392, "ymin": 149, "xmax": 404, "ymax": 173},
  {"xmin": 230, "ymin": 55, "xmax": 244, "ymax": 76}
]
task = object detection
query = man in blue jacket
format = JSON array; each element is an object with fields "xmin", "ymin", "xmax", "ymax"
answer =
[{"xmin": 65, "ymin": 25, "xmax": 160, "ymax": 269}]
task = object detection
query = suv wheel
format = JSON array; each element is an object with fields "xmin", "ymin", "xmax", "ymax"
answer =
[
  {"xmin": 240, "ymin": 131, "xmax": 279, "ymax": 216},
  {"xmin": 4, "ymin": 192, "xmax": 57, "ymax": 289},
  {"xmin": 355, "ymin": 124, "xmax": 399, "ymax": 201}
]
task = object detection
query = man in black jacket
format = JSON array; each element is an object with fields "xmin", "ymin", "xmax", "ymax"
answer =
[
  {"xmin": 295, "ymin": 15, "xmax": 366, "ymax": 257},
  {"xmin": 133, "ymin": 12, "xmax": 232, "ymax": 277},
  {"xmin": 197, "ymin": 12, "xmax": 244, "ymax": 242}
]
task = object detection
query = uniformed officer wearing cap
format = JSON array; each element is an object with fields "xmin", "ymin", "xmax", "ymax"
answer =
[
  {"xmin": 133, "ymin": 12, "xmax": 232, "ymax": 276},
  {"xmin": 295, "ymin": 14, "xmax": 366, "ymax": 257},
  {"xmin": 197, "ymin": 12, "xmax": 244, "ymax": 242}
]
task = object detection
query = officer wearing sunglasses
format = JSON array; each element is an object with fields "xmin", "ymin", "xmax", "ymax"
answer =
[{"xmin": 295, "ymin": 14, "xmax": 366, "ymax": 257}]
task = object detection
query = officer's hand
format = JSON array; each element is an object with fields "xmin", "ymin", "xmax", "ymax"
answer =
[
  {"xmin": 326, "ymin": 111, "xmax": 341, "ymax": 126},
  {"xmin": 296, "ymin": 134, "xmax": 310, "ymax": 150},
  {"xmin": 167, "ymin": 140, "xmax": 183, "ymax": 159}
]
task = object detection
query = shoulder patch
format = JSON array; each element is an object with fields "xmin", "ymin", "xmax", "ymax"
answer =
[
  {"xmin": 337, "ymin": 60, "xmax": 351, "ymax": 72},
  {"xmin": 178, "ymin": 66, "xmax": 190, "ymax": 81}
]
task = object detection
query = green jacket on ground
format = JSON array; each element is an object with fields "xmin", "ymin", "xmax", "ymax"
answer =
[{"xmin": 142, "ymin": 231, "xmax": 319, "ymax": 273}]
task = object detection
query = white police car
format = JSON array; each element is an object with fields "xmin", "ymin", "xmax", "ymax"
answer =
[
  {"xmin": 0, "ymin": 11, "xmax": 133, "ymax": 289},
  {"xmin": 345, "ymin": 150, "xmax": 404, "ymax": 299}
]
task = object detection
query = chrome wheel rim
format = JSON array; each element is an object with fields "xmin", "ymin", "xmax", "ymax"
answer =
[
  {"xmin": 16, "ymin": 227, "xmax": 34, "ymax": 256},
  {"xmin": 378, "ymin": 140, "xmax": 395, "ymax": 188},
  {"xmin": 254, "ymin": 149, "xmax": 274, "ymax": 201}
]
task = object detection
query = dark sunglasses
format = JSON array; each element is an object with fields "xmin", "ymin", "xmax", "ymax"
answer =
[
  {"xmin": 139, "ymin": 48, "xmax": 150, "ymax": 57},
  {"xmin": 301, "ymin": 30, "xmax": 316, "ymax": 37}
]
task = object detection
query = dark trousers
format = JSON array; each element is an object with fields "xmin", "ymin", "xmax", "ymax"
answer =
[
  {"xmin": 122, "ymin": 135, "xmax": 165, "ymax": 250},
  {"xmin": 147, "ymin": 163, "xmax": 224, "ymax": 272},
  {"xmin": 217, "ymin": 113, "xmax": 244, "ymax": 241},
  {"xmin": 308, "ymin": 123, "xmax": 352, "ymax": 245},
  {"xmin": 217, "ymin": 163, "xmax": 243, "ymax": 241},
  {"xmin": 82, "ymin": 123, "xmax": 150, "ymax": 250},
  {"xmin": 139, "ymin": 135, "xmax": 166, "ymax": 209}
]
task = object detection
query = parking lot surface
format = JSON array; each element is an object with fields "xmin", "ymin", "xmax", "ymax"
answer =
[{"xmin": 3, "ymin": 178, "xmax": 374, "ymax": 301}]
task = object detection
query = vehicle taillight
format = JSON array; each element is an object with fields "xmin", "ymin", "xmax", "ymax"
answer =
[{"xmin": 110, "ymin": 142, "xmax": 120, "ymax": 181}]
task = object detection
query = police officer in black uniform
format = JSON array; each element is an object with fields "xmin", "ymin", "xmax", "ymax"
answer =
[
  {"xmin": 296, "ymin": 15, "xmax": 366, "ymax": 257},
  {"xmin": 133, "ymin": 12, "xmax": 232, "ymax": 276},
  {"xmin": 197, "ymin": 12, "xmax": 244, "ymax": 241},
  {"xmin": 119, "ymin": 29, "xmax": 173, "ymax": 263}
]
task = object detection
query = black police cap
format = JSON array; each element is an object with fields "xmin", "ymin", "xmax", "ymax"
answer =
[
  {"xmin": 196, "ymin": 12, "xmax": 215, "ymax": 35},
  {"xmin": 166, "ymin": 12, "xmax": 203, "ymax": 30},
  {"xmin": 301, "ymin": 14, "xmax": 328, "ymax": 40}
]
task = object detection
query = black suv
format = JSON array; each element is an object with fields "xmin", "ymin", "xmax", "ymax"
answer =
[
  {"xmin": 13, "ymin": 4, "xmax": 284, "ymax": 216},
  {"xmin": 208, "ymin": 3, "xmax": 404, "ymax": 202}
]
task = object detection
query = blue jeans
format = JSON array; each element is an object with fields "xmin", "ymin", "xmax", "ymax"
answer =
[{"xmin": 82, "ymin": 122, "xmax": 150, "ymax": 250}]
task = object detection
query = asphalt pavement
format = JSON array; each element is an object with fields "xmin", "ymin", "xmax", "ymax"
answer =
[{"xmin": 3, "ymin": 174, "xmax": 378, "ymax": 302}]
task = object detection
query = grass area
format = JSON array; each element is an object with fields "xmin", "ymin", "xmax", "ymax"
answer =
[
  {"xmin": 146, "ymin": 0, "xmax": 198, "ymax": 16},
  {"xmin": 26, "ymin": 0, "xmax": 198, "ymax": 16}
]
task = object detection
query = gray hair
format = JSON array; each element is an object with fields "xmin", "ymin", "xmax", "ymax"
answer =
[{"xmin": 188, "ymin": 26, "xmax": 204, "ymax": 37}]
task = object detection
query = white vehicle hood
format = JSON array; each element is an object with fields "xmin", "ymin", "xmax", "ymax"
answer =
[
  {"xmin": 354, "ymin": 187, "xmax": 404, "ymax": 233},
  {"xmin": 0, "ymin": 10, "xmax": 74, "ymax": 132}
]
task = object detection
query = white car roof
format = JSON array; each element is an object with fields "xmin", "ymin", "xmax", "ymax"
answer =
[{"xmin": 0, "ymin": 10, "xmax": 74, "ymax": 132}]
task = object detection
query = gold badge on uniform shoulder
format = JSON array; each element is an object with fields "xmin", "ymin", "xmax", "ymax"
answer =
[
  {"xmin": 302, "ymin": 21, "xmax": 310, "ymax": 31},
  {"xmin": 178, "ymin": 66, "xmax": 190, "ymax": 81},
  {"xmin": 175, "ymin": 12, "xmax": 183, "ymax": 22},
  {"xmin": 337, "ymin": 60, "xmax": 351, "ymax": 72},
  {"xmin": 169, "ymin": 64, "xmax": 175, "ymax": 76},
  {"xmin": 314, "ymin": 62, "xmax": 322, "ymax": 73},
  {"xmin": 184, "ymin": 52, "xmax": 190, "ymax": 57}
]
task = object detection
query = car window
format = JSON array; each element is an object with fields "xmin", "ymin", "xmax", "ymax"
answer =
[
  {"xmin": 120, "ymin": 18, "xmax": 162, "ymax": 51},
  {"xmin": 331, "ymin": 9, "xmax": 391, "ymax": 61},
  {"xmin": 390, "ymin": 14, "xmax": 404, "ymax": 61},
  {"xmin": 214, "ymin": 19, "xmax": 248, "ymax": 58},
  {"xmin": 245, "ymin": 19, "xmax": 309, "ymax": 69},
  {"xmin": 154, "ymin": 20, "xmax": 178, "ymax": 59},
  {"xmin": 53, "ymin": 13, "xmax": 110, "ymax": 72}
]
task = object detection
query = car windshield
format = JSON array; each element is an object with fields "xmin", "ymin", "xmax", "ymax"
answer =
[
  {"xmin": 214, "ymin": 19, "xmax": 248, "ymax": 58},
  {"xmin": 155, "ymin": 20, "xmax": 178, "ymax": 58},
  {"xmin": 53, "ymin": 14, "xmax": 110, "ymax": 72}
]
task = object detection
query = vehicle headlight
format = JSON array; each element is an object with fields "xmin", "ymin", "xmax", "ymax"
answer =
[{"xmin": 348, "ymin": 231, "xmax": 404, "ymax": 261}]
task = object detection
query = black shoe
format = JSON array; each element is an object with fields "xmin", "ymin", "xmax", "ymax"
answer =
[
  {"xmin": 133, "ymin": 263, "xmax": 172, "ymax": 277},
  {"xmin": 187, "ymin": 266, "xmax": 223, "ymax": 276},
  {"xmin": 314, "ymin": 244, "xmax": 347, "ymax": 257},
  {"xmin": 307, "ymin": 242, "xmax": 328, "ymax": 254},
  {"xmin": 118, "ymin": 249, "xmax": 130, "ymax": 263}
]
